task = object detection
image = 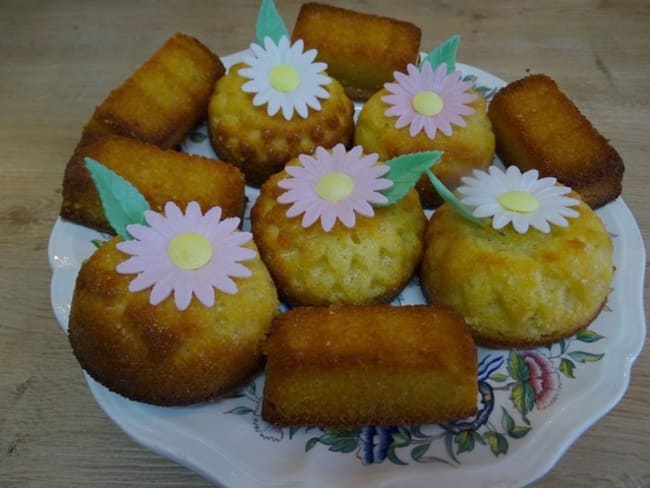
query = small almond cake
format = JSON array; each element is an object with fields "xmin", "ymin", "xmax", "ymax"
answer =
[
  {"xmin": 251, "ymin": 145, "xmax": 426, "ymax": 306},
  {"xmin": 488, "ymin": 73, "xmax": 624, "ymax": 209},
  {"xmin": 292, "ymin": 2, "xmax": 421, "ymax": 100},
  {"xmin": 208, "ymin": 39, "xmax": 354, "ymax": 186},
  {"xmin": 262, "ymin": 305, "xmax": 478, "ymax": 427},
  {"xmin": 420, "ymin": 166, "xmax": 614, "ymax": 348},
  {"xmin": 60, "ymin": 134, "xmax": 246, "ymax": 234},
  {"xmin": 354, "ymin": 39, "xmax": 495, "ymax": 208},
  {"xmin": 82, "ymin": 32, "xmax": 225, "ymax": 149},
  {"xmin": 69, "ymin": 202, "xmax": 279, "ymax": 405}
]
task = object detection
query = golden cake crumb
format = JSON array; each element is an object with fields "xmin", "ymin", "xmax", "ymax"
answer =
[
  {"xmin": 488, "ymin": 73, "xmax": 624, "ymax": 209},
  {"xmin": 262, "ymin": 304, "xmax": 478, "ymax": 427},
  {"xmin": 60, "ymin": 134, "xmax": 245, "ymax": 234},
  {"xmin": 292, "ymin": 2, "xmax": 421, "ymax": 100}
]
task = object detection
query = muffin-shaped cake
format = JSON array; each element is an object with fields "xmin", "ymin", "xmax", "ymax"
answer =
[
  {"xmin": 251, "ymin": 145, "xmax": 426, "ymax": 306},
  {"xmin": 68, "ymin": 202, "xmax": 279, "ymax": 405},
  {"xmin": 208, "ymin": 37, "xmax": 355, "ymax": 186},
  {"xmin": 420, "ymin": 166, "xmax": 614, "ymax": 347},
  {"xmin": 355, "ymin": 52, "xmax": 495, "ymax": 208}
]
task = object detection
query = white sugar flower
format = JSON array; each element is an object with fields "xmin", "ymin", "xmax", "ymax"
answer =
[
  {"xmin": 457, "ymin": 166, "xmax": 580, "ymax": 234},
  {"xmin": 239, "ymin": 36, "xmax": 331, "ymax": 120}
]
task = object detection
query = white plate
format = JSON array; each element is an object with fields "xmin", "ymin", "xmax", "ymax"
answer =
[{"xmin": 49, "ymin": 51, "xmax": 647, "ymax": 488}]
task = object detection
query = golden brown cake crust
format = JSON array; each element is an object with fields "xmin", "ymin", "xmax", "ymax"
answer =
[
  {"xmin": 207, "ymin": 63, "xmax": 354, "ymax": 186},
  {"xmin": 60, "ymin": 134, "xmax": 246, "ymax": 234},
  {"xmin": 292, "ymin": 3, "xmax": 421, "ymax": 100},
  {"xmin": 262, "ymin": 304, "xmax": 478, "ymax": 427},
  {"xmin": 420, "ymin": 196, "xmax": 614, "ymax": 348},
  {"xmin": 354, "ymin": 88, "xmax": 495, "ymax": 208},
  {"xmin": 68, "ymin": 237, "xmax": 279, "ymax": 406},
  {"xmin": 487, "ymin": 74, "xmax": 624, "ymax": 209},
  {"xmin": 83, "ymin": 33, "xmax": 225, "ymax": 149},
  {"xmin": 250, "ymin": 163, "xmax": 426, "ymax": 306}
]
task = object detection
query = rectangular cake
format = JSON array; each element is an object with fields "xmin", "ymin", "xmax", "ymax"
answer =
[
  {"xmin": 262, "ymin": 304, "xmax": 478, "ymax": 427},
  {"xmin": 488, "ymin": 73, "xmax": 624, "ymax": 209},
  {"xmin": 82, "ymin": 32, "xmax": 225, "ymax": 148},
  {"xmin": 60, "ymin": 134, "xmax": 245, "ymax": 234},
  {"xmin": 292, "ymin": 3, "xmax": 421, "ymax": 100}
]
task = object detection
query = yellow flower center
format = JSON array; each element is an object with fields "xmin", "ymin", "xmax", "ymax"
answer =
[
  {"xmin": 497, "ymin": 190, "xmax": 540, "ymax": 213},
  {"xmin": 268, "ymin": 63, "xmax": 300, "ymax": 92},
  {"xmin": 316, "ymin": 172, "xmax": 355, "ymax": 202},
  {"xmin": 412, "ymin": 91, "xmax": 444, "ymax": 116},
  {"xmin": 167, "ymin": 232, "xmax": 213, "ymax": 270}
]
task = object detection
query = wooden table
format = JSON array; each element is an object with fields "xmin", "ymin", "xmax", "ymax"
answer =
[{"xmin": 1, "ymin": 1, "xmax": 648, "ymax": 486}]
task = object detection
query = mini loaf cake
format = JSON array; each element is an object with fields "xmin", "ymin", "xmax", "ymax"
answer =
[
  {"xmin": 60, "ymin": 134, "xmax": 246, "ymax": 234},
  {"xmin": 262, "ymin": 304, "xmax": 478, "ymax": 427},
  {"xmin": 292, "ymin": 2, "xmax": 421, "ymax": 100},
  {"xmin": 82, "ymin": 33, "xmax": 225, "ymax": 148},
  {"xmin": 420, "ymin": 166, "xmax": 614, "ymax": 347},
  {"xmin": 488, "ymin": 73, "xmax": 624, "ymax": 209}
]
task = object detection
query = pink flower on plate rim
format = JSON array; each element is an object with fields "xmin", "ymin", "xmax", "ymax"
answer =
[
  {"xmin": 382, "ymin": 62, "xmax": 477, "ymax": 139},
  {"xmin": 519, "ymin": 350, "xmax": 561, "ymax": 410},
  {"xmin": 115, "ymin": 201, "xmax": 256, "ymax": 311},
  {"xmin": 276, "ymin": 144, "xmax": 392, "ymax": 232}
]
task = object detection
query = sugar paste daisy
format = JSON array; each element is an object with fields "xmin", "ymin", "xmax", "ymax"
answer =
[
  {"xmin": 277, "ymin": 144, "xmax": 392, "ymax": 232},
  {"xmin": 115, "ymin": 201, "xmax": 255, "ymax": 311},
  {"xmin": 240, "ymin": 36, "xmax": 331, "ymax": 120},
  {"xmin": 382, "ymin": 62, "xmax": 477, "ymax": 139},
  {"xmin": 457, "ymin": 165, "xmax": 580, "ymax": 234}
]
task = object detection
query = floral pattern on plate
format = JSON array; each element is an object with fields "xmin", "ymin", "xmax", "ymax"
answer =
[{"xmin": 224, "ymin": 283, "xmax": 609, "ymax": 465}]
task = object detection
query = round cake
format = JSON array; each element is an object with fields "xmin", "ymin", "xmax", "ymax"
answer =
[
  {"xmin": 251, "ymin": 156, "xmax": 427, "ymax": 306},
  {"xmin": 208, "ymin": 62, "xmax": 354, "ymax": 186},
  {"xmin": 68, "ymin": 236, "xmax": 279, "ymax": 406},
  {"xmin": 420, "ymin": 197, "xmax": 614, "ymax": 347},
  {"xmin": 355, "ymin": 85, "xmax": 494, "ymax": 208}
]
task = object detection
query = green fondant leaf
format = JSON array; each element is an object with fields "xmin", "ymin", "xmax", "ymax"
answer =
[
  {"xmin": 420, "ymin": 35, "xmax": 460, "ymax": 74},
  {"xmin": 84, "ymin": 157, "xmax": 150, "ymax": 240},
  {"xmin": 255, "ymin": 0, "xmax": 289, "ymax": 46},
  {"xmin": 426, "ymin": 168, "xmax": 484, "ymax": 226},
  {"xmin": 378, "ymin": 151, "xmax": 443, "ymax": 206}
]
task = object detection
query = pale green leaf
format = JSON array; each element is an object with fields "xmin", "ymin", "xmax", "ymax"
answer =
[
  {"xmin": 84, "ymin": 158, "xmax": 150, "ymax": 240},
  {"xmin": 425, "ymin": 168, "xmax": 483, "ymax": 226},
  {"xmin": 378, "ymin": 151, "xmax": 443, "ymax": 205},
  {"xmin": 256, "ymin": 0, "xmax": 288, "ymax": 45},
  {"xmin": 420, "ymin": 35, "xmax": 460, "ymax": 74}
]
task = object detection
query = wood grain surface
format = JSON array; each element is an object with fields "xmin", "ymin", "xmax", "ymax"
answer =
[{"xmin": 1, "ymin": 1, "xmax": 648, "ymax": 487}]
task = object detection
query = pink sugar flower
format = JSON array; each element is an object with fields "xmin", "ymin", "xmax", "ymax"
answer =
[
  {"xmin": 382, "ymin": 62, "xmax": 477, "ymax": 139},
  {"xmin": 277, "ymin": 144, "xmax": 392, "ymax": 232},
  {"xmin": 115, "ymin": 201, "xmax": 255, "ymax": 311}
]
